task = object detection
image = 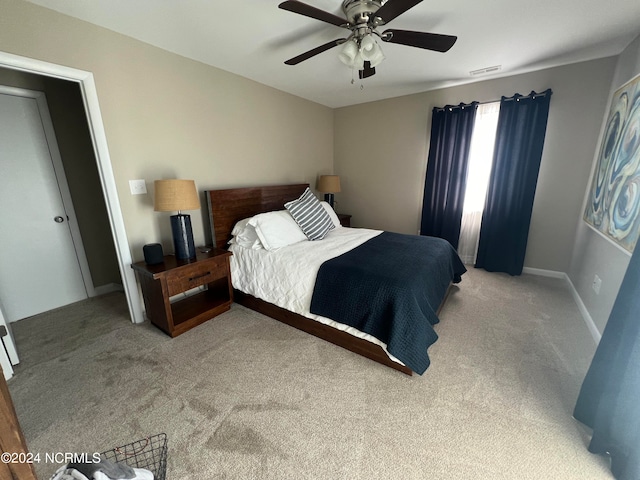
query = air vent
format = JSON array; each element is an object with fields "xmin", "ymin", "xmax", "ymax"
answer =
[{"xmin": 470, "ymin": 65, "xmax": 502, "ymax": 76}]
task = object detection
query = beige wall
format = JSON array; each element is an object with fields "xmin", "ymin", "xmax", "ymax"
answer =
[
  {"xmin": 0, "ymin": 0, "xmax": 333, "ymax": 261},
  {"xmin": 334, "ymin": 57, "xmax": 616, "ymax": 273},
  {"xmin": 569, "ymin": 34, "xmax": 640, "ymax": 333}
]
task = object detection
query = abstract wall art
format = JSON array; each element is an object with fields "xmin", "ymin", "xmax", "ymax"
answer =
[{"xmin": 584, "ymin": 73, "xmax": 640, "ymax": 253}]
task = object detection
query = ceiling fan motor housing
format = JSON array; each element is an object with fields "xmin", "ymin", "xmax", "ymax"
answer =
[{"xmin": 342, "ymin": 0, "xmax": 385, "ymax": 25}]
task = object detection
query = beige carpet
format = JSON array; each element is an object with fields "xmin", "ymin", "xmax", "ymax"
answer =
[{"xmin": 7, "ymin": 268, "xmax": 613, "ymax": 479}]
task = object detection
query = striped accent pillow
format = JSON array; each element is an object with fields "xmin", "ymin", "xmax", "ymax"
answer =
[{"xmin": 285, "ymin": 187, "xmax": 335, "ymax": 240}]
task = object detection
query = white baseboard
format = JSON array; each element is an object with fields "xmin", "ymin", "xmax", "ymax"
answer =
[
  {"xmin": 521, "ymin": 267, "xmax": 566, "ymax": 278},
  {"xmin": 522, "ymin": 267, "xmax": 601, "ymax": 345},
  {"xmin": 564, "ymin": 275, "xmax": 602, "ymax": 345},
  {"xmin": 92, "ymin": 283, "xmax": 124, "ymax": 296}
]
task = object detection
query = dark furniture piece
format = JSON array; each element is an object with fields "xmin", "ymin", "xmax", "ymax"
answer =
[
  {"xmin": 337, "ymin": 213, "xmax": 351, "ymax": 227},
  {"xmin": 0, "ymin": 368, "xmax": 37, "ymax": 480},
  {"xmin": 131, "ymin": 249, "xmax": 233, "ymax": 337}
]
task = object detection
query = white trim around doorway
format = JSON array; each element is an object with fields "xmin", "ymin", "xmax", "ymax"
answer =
[{"xmin": 0, "ymin": 51, "xmax": 144, "ymax": 324}]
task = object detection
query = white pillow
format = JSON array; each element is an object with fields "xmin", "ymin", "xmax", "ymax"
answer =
[
  {"xmin": 235, "ymin": 224, "xmax": 263, "ymax": 250},
  {"xmin": 229, "ymin": 218, "xmax": 263, "ymax": 250},
  {"xmin": 231, "ymin": 218, "xmax": 251, "ymax": 236},
  {"xmin": 248, "ymin": 210, "xmax": 307, "ymax": 251},
  {"xmin": 320, "ymin": 201, "xmax": 342, "ymax": 229}
]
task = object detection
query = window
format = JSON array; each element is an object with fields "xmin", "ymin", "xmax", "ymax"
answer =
[{"xmin": 457, "ymin": 102, "xmax": 500, "ymax": 264}]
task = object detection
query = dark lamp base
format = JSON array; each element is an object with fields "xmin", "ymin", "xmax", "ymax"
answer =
[
  {"xmin": 171, "ymin": 214, "xmax": 196, "ymax": 260},
  {"xmin": 323, "ymin": 193, "xmax": 335, "ymax": 208}
]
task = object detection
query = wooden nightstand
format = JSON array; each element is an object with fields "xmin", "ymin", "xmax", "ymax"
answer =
[
  {"xmin": 337, "ymin": 213, "xmax": 351, "ymax": 227},
  {"xmin": 131, "ymin": 249, "xmax": 233, "ymax": 337}
]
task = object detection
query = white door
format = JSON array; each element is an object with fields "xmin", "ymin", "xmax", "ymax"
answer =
[{"xmin": 0, "ymin": 88, "xmax": 89, "ymax": 326}]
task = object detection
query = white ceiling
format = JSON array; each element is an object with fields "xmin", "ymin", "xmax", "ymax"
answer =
[{"xmin": 25, "ymin": 0, "xmax": 640, "ymax": 108}]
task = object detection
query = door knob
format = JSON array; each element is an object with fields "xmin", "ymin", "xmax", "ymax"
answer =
[{"xmin": 54, "ymin": 216, "xmax": 65, "ymax": 223}]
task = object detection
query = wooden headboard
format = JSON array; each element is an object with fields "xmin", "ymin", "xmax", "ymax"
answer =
[{"xmin": 205, "ymin": 183, "xmax": 309, "ymax": 250}]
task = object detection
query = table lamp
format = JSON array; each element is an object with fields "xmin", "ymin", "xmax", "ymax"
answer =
[
  {"xmin": 317, "ymin": 175, "xmax": 341, "ymax": 208},
  {"xmin": 154, "ymin": 179, "xmax": 200, "ymax": 260}
]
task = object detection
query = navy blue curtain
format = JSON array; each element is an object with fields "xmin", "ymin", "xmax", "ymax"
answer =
[
  {"xmin": 573, "ymin": 245, "xmax": 640, "ymax": 480},
  {"xmin": 420, "ymin": 102, "xmax": 478, "ymax": 249},
  {"xmin": 475, "ymin": 89, "xmax": 552, "ymax": 275}
]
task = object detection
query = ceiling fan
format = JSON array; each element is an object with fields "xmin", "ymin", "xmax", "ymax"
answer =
[{"xmin": 279, "ymin": 0, "xmax": 457, "ymax": 79}]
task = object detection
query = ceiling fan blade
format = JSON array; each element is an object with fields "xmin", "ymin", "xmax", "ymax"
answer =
[
  {"xmin": 381, "ymin": 29, "xmax": 457, "ymax": 52},
  {"xmin": 374, "ymin": 0, "xmax": 424, "ymax": 25},
  {"xmin": 279, "ymin": 1, "xmax": 348, "ymax": 28},
  {"xmin": 359, "ymin": 61, "xmax": 376, "ymax": 79},
  {"xmin": 284, "ymin": 39, "xmax": 345, "ymax": 65}
]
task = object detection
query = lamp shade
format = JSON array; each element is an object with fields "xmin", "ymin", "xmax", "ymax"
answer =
[
  {"xmin": 154, "ymin": 179, "xmax": 200, "ymax": 212},
  {"xmin": 317, "ymin": 175, "xmax": 341, "ymax": 193}
]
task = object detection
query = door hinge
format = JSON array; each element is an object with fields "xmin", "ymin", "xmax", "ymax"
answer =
[{"xmin": 0, "ymin": 325, "xmax": 6, "ymax": 338}]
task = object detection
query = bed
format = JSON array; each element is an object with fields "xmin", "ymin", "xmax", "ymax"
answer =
[{"xmin": 205, "ymin": 183, "xmax": 466, "ymax": 375}]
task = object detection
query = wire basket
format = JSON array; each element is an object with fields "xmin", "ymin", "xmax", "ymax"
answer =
[{"xmin": 101, "ymin": 433, "xmax": 168, "ymax": 480}]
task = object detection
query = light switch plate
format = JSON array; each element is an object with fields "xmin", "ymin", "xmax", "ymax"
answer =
[
  {"xmin": 592, "ymin": 274, "xmax": 602, "ymax": 295},
  {"xmin": 129, "ymin": 179, "xmax": 147, "ymax": 195}
]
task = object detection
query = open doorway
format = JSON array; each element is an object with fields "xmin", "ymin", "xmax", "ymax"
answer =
[
  {"xmin": 0, "ymin": 52, "xmax": 144, "ymax": 360},
  {"xmin": 0, "ymin": 72, "xmax": 121, "ymax": 289}
]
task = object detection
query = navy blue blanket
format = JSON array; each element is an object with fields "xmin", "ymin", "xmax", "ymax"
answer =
[{"xmin": 310, "ymin": 232, "xmax": 466, "ymax": 374}]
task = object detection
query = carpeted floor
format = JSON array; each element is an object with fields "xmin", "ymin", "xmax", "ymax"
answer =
[{"xmin": 7, "ymin": 268, "xmax": 613, "ymax": 479}]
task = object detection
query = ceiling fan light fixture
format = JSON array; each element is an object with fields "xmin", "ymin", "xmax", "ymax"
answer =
[
  {"xmin": 353, "ymin": 54, "xmax": 365, "ymax": 70},
  {"xmin": 368, "ymin": 49, "xmax": 385, "ymax": 68},
  {"xmin": 359, "ymin": 34, "xmax": 376, "ymax": 56},
  {"xmin": 360, "ymin": 34, "xmax": 385, "ymax": 67},
  {"xmin": 338, "ymin": 39, "xmax": 364, "ymax": 69}
]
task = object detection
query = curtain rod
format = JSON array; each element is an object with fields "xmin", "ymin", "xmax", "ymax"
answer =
[
  {"xmin": 434, "ymin": 89, "xmax": 552, "ymax": 111},
  {"xmin": 500, "ymin": 89, "xmax": 553, "ymax": 102},
  {"xmin": 432, "ymin": 101, "xmax": 478, "ymax": 113}
]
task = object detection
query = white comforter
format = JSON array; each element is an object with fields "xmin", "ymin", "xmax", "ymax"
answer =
[{"xmin": 228, "ymin": 226, "xmax": 405, "ymax": 365}]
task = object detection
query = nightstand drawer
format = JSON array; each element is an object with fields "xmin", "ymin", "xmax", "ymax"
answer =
[{"xmin": 166, "ymin": 260, "xmax": 225, "ymax": 297}]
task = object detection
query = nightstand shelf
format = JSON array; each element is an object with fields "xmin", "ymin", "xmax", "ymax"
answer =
[
  {"xmin": 132, "ymin": 249, "xmax": 233, "ymax": 337},
  {"xmin": 170, "ymin": 285, "xmax": 227, "ymax": 329}
]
